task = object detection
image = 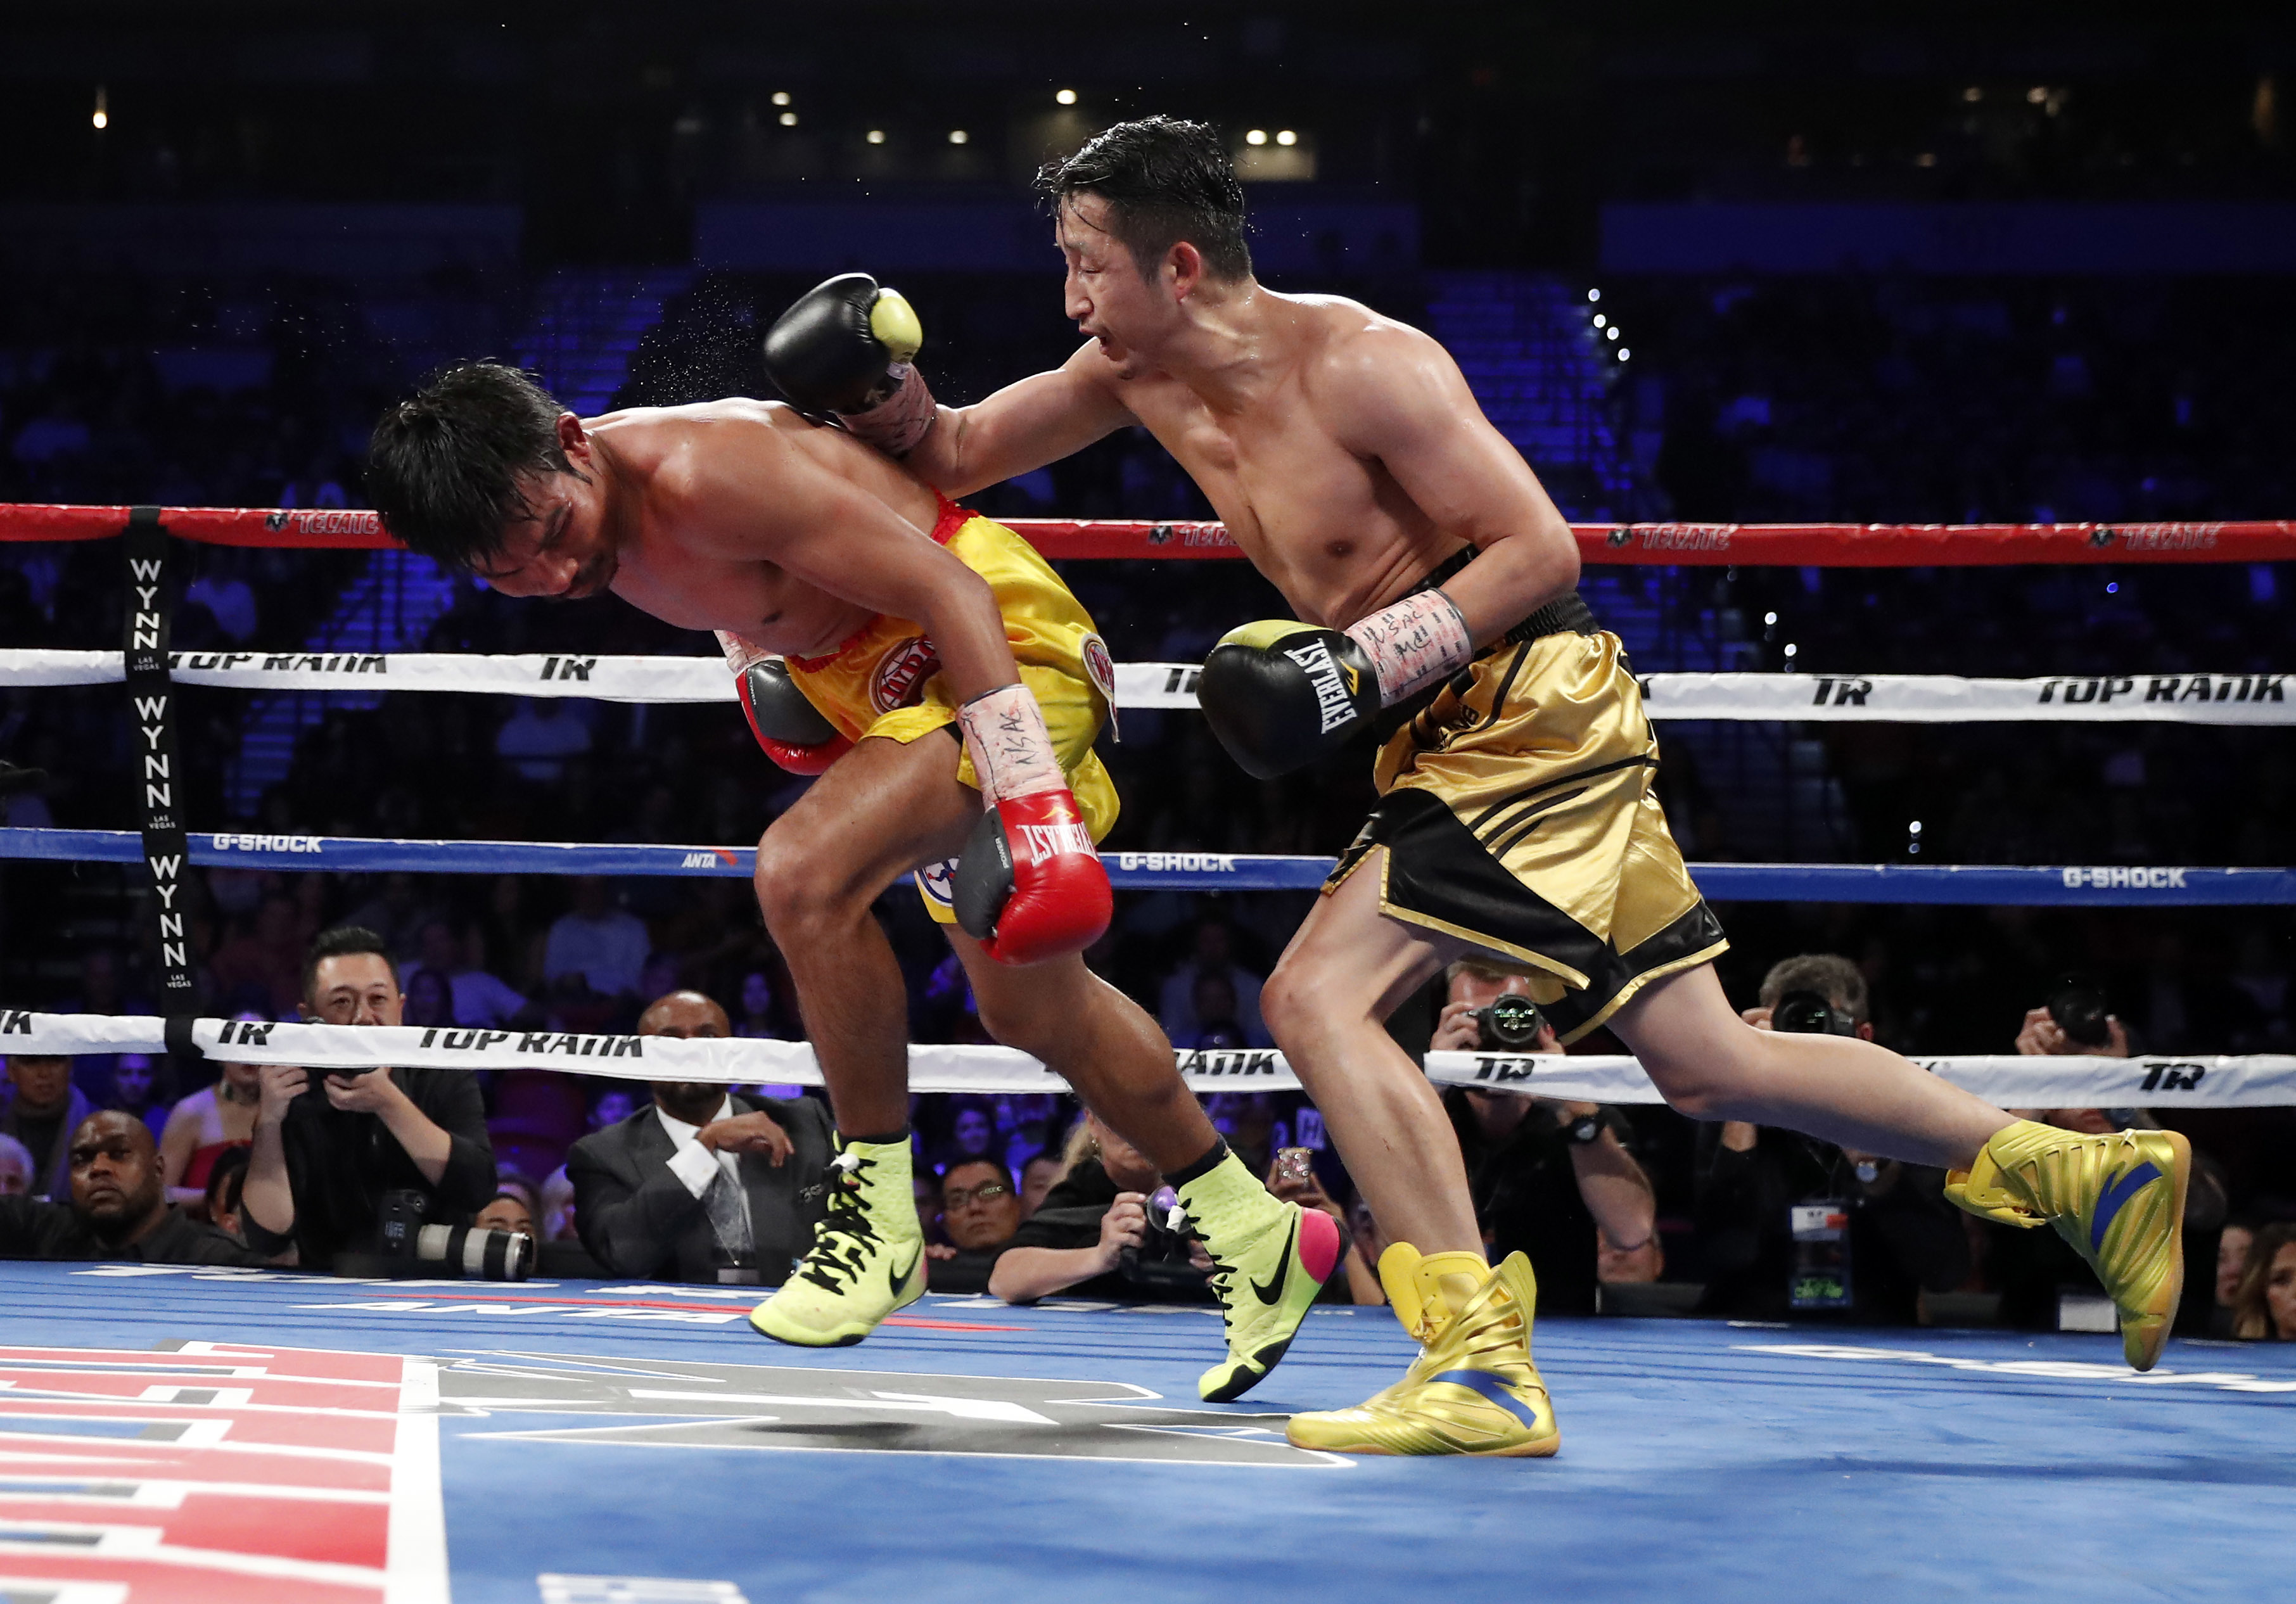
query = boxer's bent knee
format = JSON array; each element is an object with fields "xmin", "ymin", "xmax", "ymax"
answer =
[
  {"xmin": 751, "ymin": 828, "xmax": 872, "ymax": 934},
  {"xmin": 1260, "ymin": 958, "xmax": 1362, "ymax": 1059}
]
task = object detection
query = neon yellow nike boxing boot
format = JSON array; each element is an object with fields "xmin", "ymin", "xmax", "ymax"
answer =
[
  {"xmin": 1286, "ymin": 1244, "xmax": 1559, "ymax": 1457},
  {"xmin": 1181, "ymin": 1151, "xmax": 1344, "ymax": 1402},
  {"xmin": 749, "ymin": 1135, "xmax": 924, "ymax": 1347},
  {"xmin": 1944, "ymin": 1119, "xmax": 2190, "ymax": 1370}
]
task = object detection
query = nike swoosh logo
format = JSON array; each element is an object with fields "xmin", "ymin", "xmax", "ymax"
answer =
[
  {"xmin": 1249, "ymin": 1218, "xmax": 1299, "ymax": 1305},
  {"xmin": 891, "ymin": 1245, "xmax": 921, "ymax": 1290}
]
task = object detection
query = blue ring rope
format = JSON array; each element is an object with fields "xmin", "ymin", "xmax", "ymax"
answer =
[{"xmin": 1, "ymin": 827, "xmax": 2287, "ymax": 905}]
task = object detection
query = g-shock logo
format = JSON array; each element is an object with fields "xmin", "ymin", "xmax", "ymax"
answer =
[{"xmin": 870, "ymin": 637, "xmax": 941, "ymax": 713}]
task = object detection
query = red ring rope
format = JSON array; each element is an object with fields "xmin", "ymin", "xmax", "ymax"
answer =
[{"xmin": 0, "ymin": 502, "xmax": 2290, "ymax": 564}]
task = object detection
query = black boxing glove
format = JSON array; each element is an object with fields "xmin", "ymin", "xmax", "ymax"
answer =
[
  {"xmin": 1197, "ymin": 592, "xmax": 1476, "ymax": 779},
  {"xmin": 716, "ymin": 631, "xmax": 853, "ymax": 775},
  {"xmin": 763, "ymin": 273, "xmax": 937, "ymax": 456}
]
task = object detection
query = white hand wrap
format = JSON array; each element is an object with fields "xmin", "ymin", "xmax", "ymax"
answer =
[
  {"xmin": 956, "ymin": 683, "xmax": 1067, "ymax": 806},
  {"xmin": 715, "ymin": 629, "xmax": 774, "ymax": 677},
  {"xmin": 841, "ymin": 363, "xmax": 938, "ymax": 457},
  {"xmin": 1344, "ymin": 589, "xmax": 1475, "ymax": 706}
]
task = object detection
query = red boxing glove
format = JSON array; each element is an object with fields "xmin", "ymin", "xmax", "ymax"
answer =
[
  {"xmin": 952, "ymin": 684, "xmax": 1111, "ymax": 965},
  {"xmin": 718, "ymin": 630, "xmax": 853, "ymax": 776}
]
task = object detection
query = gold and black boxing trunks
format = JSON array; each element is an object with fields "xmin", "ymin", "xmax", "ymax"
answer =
[{"xmin": 1325, "ymin": 580, "xmax": 1726, "ymax": 1044}]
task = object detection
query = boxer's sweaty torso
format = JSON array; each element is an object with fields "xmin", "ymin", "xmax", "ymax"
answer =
[
  {"xmin": 1084, "ymin": 294, "xmax": 1472, "ymax": 632},
  {"xmin": 586, "ymin": 398, "xmax": 947, "ymax": 653}
]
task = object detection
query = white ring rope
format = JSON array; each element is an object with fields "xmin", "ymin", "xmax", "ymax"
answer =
[
  {"xmin": 8, "ymin": 1010, "xmax": 2290, "ymax": 1107},
  {"xmin": 1, "ymin": 649, "xmax": 2289, "ymax": 723}
]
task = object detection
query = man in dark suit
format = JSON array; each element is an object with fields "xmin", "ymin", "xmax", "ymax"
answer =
[{"xmin": 568, "ymin": 990, "xmax": 834, "ymax": 1283}]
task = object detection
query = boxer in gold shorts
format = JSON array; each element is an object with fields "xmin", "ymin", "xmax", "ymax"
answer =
[{"xmin": 808, "ymin": 116, "xmax": 2193, "ymax": 1457}]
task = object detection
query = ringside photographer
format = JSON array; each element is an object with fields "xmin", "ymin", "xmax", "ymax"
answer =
[
  {"xmin": 1434, "ymin": 961, "xmax": 1662, "ymax": 1311},
  {"xmin": 238, "ymin": 926, "xmax": 499, "ymax": 1271},
  {"xmin": 990, "ymin": 1113, "xmax": 1215, "ymax": 1304},
  {"xmin": 1695, "ymin": 955, "xmax": 1969, "ymax": 1324}
]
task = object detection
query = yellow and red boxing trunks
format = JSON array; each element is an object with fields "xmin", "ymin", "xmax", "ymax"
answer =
[{"xmin": 781, "ymin": 497, "xmax": 1119, "ymax": 924}]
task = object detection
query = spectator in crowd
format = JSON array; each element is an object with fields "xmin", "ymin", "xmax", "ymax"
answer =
[
  {"xmin": 238, "ymin": 926, "xmax": 497, "ymax": 1270},
  {"xmin": 407, "ymin": 919, "xmax": 528, "ymax": 1029},
  {"xmin": 935, "ymin": 1098, "xmax": 998, "ymax": 1169},
  {"xmin": 990, "ymin": 1112, "xmax": 1212, "ymax": 1304},
  {"xmin": 495, "ymin": 698, "xmax": 592, "ymax": 784},
  {"xmin": 1264, "ymin": 1149, "xmax": 1385, "ymax": 1306},
  {"xmin": 158, "ymin": 1041, "xmax": 262, "ymax": 1214},
  {"xmin": 589, "ymin": 1086, "xmax": 642, "ymax": 1131},
  {"xmin": 475, "ymin": 1190, "xmax": 535, "ymax": 1236},
  {"xmin": 926, "ymin": 1159, "xmax": 1024, "ymax": 1292},
  {"xmin": 3, "ymin": 1054, "xmax": 93, "ymax": 1200},
  {"xmin": 566, "ymin": 989, "xmax": 834, "ymax": 1284},
  {"xmin": 2216, "ymin": 1220, "xmax": 2257, "ymax": 1335},
  {"xmin": 203, "ymin": 1147, "xmax": 252, "ymax": 1244},
  {"xmin": 1018, "ymin": 1151, "xmax": 1066, "ymax": 1219},
  {"xmin": 344, "ymin": 875, "xmax": 441, "ymax": 967},
  {"xmin": 1991, "ymin": 992, "xmax": 2231, "ymax": 1331},
  {"xmin": 1432, "ymin": 962, "xmax": 1662, "ymax": 1313},
  {"xmin": 1696, "ymin": 955, "xmax": 1969, "ymax": 1325},
  {"xmin": 1186, "ymin": 972, "xmax": 1247, "ymax": 1048},
  {"xmin": 103, "ymin": 1054, "xmax": 169, "ymax": 1138},
  {"xmin": 2229, "ymin": 1221, "xmax": 2296, "ymax": 1342},
  {"xmin": 544, "ymin": 877, "xmax": 651, "ymax": 1002},
  {"xmin": 1157, "ymin": 919, "xmax": 1270, "ymax": 1047},
  {"xmin": 0, "ymin": 1135, "xmax": 34, "ymax": 1197},
  {"xmin": 0, "ymin": 1111, "xmax": 265, "ymax": 1264},
  {"xmin": 207, "ymin": 894, "xmax": 309, "ymax": 1018},
  {"xmin": 732, "ymin": 971, "xmax": 781, "ymax": 1039},
  {"xmin": 402, "ymin": 967, "xmax": 455, "ymax": 1028},
  {"xmin": 1206, "ymin": 1092, "xmax": 1284, "ymax": 1181}
]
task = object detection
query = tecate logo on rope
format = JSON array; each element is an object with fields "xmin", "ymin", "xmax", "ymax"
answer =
[
  {"xmin": 262, "ymin": 509, "xmax": 383, "ymax": 535},
  {"xmin": 1114, "ymin": 852, "xmax": 1236, "ymax": 872},
  {"xmin": 211, "ymin": 832, "xmax": 324, "ymax": 855},
  {"xmin": 2061, "ymin": 867, "xmax": 2190, "ymax": 889}
]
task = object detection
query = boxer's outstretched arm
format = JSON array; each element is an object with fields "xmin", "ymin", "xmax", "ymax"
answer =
[
  {"xmin": 903, "ymin": 343, "xmax": 1133, "ymax": 499},
  {"xmin": 675, "ymin": 428, "xmax": 1021, "ymax": 702},
  {"xmin": 1323, "ymin": 324, "xmax": 1581, "ymax": 637}
]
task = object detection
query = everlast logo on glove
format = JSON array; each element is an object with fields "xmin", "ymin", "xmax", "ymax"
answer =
[
  {"xmin": 1285, "ymin": 640, "xmax": 1360, "ymax": 734},
  {"xmin": 1019, "ymin": 820, "xmax": 1096, "ymax": 862}
]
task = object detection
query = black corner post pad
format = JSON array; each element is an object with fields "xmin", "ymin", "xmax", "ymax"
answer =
[
  {"xmin": 163, "ymin": 1015, "xmax": 205, "ymax": 1063},
  {"xmin": 121, "ymin": 507, "xmax": 195, "ymax": 1007}
]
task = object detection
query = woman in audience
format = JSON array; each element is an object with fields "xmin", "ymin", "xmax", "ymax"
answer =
[
  {"xmin": 105, "ymin": 1054, "xmax": 172, "ymax": 1138},
  {"xmin": 2229, "ymin": 1222, "xmax": 2296, "ymax": 1341},
  {"xmin": 158, "ymin": 1026, "xmax": 265, "ymax": 1216},
  {"xmin": 400, "ymin": 966, "xmax": 455, "ymax": 1028}
]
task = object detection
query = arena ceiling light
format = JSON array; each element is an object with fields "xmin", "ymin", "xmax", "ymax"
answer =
[
  {"xmin": 779, "ymin": 111, "xmax": 798, "ymax": 127},
  {"xmin": 867, "ymin": 129, "xmax": 886, "ymax": 144},
  {"xmin": 1276, "ymin": 129, "xmax": 1298, "ymax": 146},
  {"xmin": 1057, "ymin": 89, "xmax": 1078, "ymax": 105},
  {"xmin": 1245, "ymin": 129, "xmax": 1268, "ymax": 145},
  {"xmin": 772, "ymin": 91, "xmax": 791, "ymax": 106},
  {"xmin": 1587, "ymin": 287, "xmax": 1602, "ymax": 302},
  {"xmin": 948, "ymin": 129, "xmax": 969, "ymax": 144},
  {"xmin": 92, "ymin": 87, "xmax": 108, "ymax": 130}
]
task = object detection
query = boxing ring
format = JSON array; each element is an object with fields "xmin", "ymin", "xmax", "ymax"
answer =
[{"xmin": 2, "ymin": 505, "xmax": 2293, "ymax": 1603}]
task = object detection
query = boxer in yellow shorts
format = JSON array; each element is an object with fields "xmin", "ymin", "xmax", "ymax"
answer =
[{"xmin": 777, "ymin": 495, "xmax": 1121, "ymax": 923}]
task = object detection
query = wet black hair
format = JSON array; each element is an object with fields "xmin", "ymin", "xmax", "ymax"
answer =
[
  {"xmin": 1035, "ymin": 115, "xmax": 1252, "ymax": 283},
  {"xmin": 366, "ymin": 362, "xmax": 575, "ymax": 571}
]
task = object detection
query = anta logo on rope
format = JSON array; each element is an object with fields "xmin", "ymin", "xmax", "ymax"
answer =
[
  {"xmin": 1284, "ymin": 640, "xmax": 1358, "ymax": 734},
  {"xmin": 262, "ymin": 508, "xmax": 384, "ymax": 536},
  {"xmin": 2039, "ymin": 673, "xmax": 2285, "ymax": 705},
  {"xmin": 1174, "ymin": 1048, "xmax": 1284, "ymax": 1078},
  {"xmin": 1019, "ymin": 821, "xmax": 1095, "ymax": 861},
  {"xmin": 870, "ymin": 637, "xmax": 941, "ymax": 713}
]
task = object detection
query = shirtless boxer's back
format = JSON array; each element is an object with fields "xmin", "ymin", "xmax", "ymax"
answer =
[
  {"xmin": 366, "ymin": 364, "xmax": 1339, "ymax": 1397},
  {"xmin": 787, "ymin": 117, "xmax": 2192, "ymax": 1457}
]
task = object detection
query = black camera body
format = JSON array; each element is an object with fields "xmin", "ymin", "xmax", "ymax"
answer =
[
  {"xmin": 2046, "ymin": 980, "xmax": 2112, "ymax": 1048},
  {"xmin": 1469, "ymin": 992, "xmax": 1546, "ymax": 1052},
  {"xmin": 1771, "ymin": 990, "xmax": 1858, "ymax": 1037},
  {"xmin": 376, "ymin": 1188, "xmax": 533, "ymax": 1282},
  {"xmin": 1119, "ymin": 1185, "xmax": 1211, "ymax": 1294}
]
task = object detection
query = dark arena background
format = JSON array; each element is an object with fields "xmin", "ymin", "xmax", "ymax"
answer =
[{"xmin": 1, "ymin": 3, "xmax": 2293, "ymax": 1601}]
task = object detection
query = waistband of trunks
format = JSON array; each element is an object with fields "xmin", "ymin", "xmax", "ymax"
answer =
[
  {"xmin": 1409, "ymin": 546, "xmax": 1600, "ymax": 649},
  {"xmin": 1371, "ymin": 559, "xmax": 1600, "ymax": 741}
]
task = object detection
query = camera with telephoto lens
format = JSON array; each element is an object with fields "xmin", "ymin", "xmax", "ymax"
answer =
[
  {"xmin": 2046, "ymin": 978, "xmax": 2112, "ymax": 1048},
  {"xmin": 1469, "ymin": 992, "xmax": 1545, "ymax": 1051},
  {"xmin": 377, "ymin": 1188, "xmax": 534, "ymax": 1281},
  {"xmin": 1771, "ymin": 990, "xmax": 1858, "ymax": 1037},
  {"xmin": 1118, "ymin": 1184, "xmax": 1211, "ymax": 1294}
]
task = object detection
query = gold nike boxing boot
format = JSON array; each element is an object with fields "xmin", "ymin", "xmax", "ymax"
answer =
[
  {"xmin": 749, "ymin": 1135, "xmax": 924, "ymax": 1347},
  {"xmin": 1944, "ymin": 1119, "xmax": 2191, "ymax": 1371},
  {"xmin": 1285, "ymin": 1244, "xmax": 1560, "ymax": 1457}
]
